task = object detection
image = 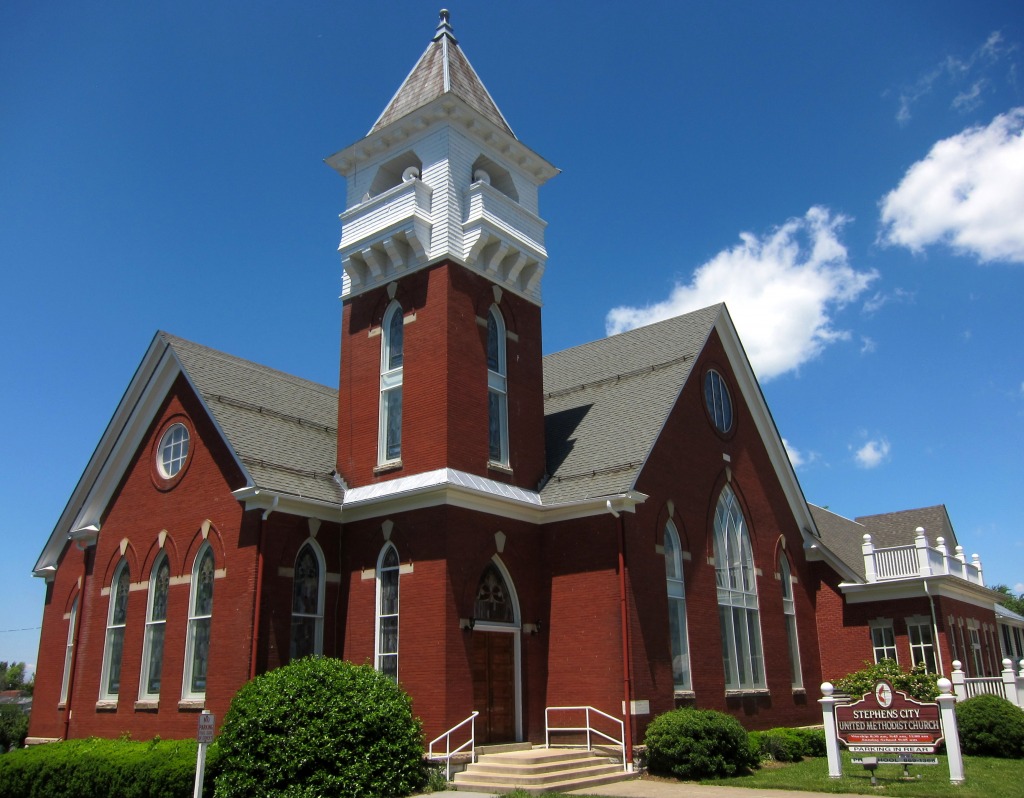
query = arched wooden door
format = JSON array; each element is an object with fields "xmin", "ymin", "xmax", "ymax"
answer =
[{"xmin": 470, "ymin": 561, "xmax": 520, "ymax": 742}]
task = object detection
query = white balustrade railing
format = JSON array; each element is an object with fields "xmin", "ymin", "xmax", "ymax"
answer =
[
  {"xmin": 427, "ymin": 711, "xmax": 478, "ymax": 781},
  {"xmin": 545, "ymin": 705, "xmax": 628, "ymax": 771},
  {"xmin": 861, "ymin": 528, "xmax": 984, "ymax": 586},
  {"xmin": 951, "ymin": 660, "xmax": 1024, "ymax": 706}
]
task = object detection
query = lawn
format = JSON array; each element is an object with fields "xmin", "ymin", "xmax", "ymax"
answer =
[{"xmin": 698, "ymin": 751, "xmax": 1024, "ymax": 798}]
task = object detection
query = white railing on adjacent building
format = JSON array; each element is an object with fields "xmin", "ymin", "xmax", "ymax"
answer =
[
  {"xmin": 951, "ymin": 659, "xmax": 1024, "ymax": 706},
  {"xmin": 861, "ymin": 528, "xmax": 984, "ymax": 586}
]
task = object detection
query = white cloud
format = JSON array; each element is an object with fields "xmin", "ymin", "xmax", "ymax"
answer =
[
  {"xmin": 783, "ymin": 438, "xmax": 804, "ymax": 468},
  {"xmin": 854, "ymin": 438, "xmax": 891, "ymax": 469},
  {"xmin": 605, "ymin": 207, "xmax": 876, "ymax": 381},
  {"xmin": 879, "ymin": 108, "xmax": 1024, "ymax": 263},
  {"xmin": 860, "ymin": 336, "xmax": 877, "ymax": 355}
]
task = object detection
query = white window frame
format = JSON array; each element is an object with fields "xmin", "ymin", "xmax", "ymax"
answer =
[
  {"xmin": 779, "ymin": 553, "xmax": 803, "ymax": 688},
  {"xmin": 100, "ymin": 560, "xmax": 130, "ymax": 700},
  {"xmin": 663, "ymin": 520, "xmax": 692, "ymax": 692},
  {"xmin": 378, "ymin": 301, "xmax": 404, "ymax": 465},
  {"xmin": 487, "ymin": 305, "xmax": 509, "ymax": 466},
  {"xmin": 713, "ymin": 485, "xmax": 765, "ymax": 690},
  {"xmin": 704, "ymin": 369, "xmax": 733, "ymax": 433},
  {"xmin": 906, "ymin": 615, "xmax": 937, "ymax": 673},
  {"xmin": 157, "ymin": 422, "xmax": 190, "ymax": 478},
  {"xmin": 870, "ymin": 619, "xmax": 898, "ymax": 663},
  {"xmin": 968, "ymin": 621, "xmax": 985, "ymax": 677},
  {"xmin": 59, "ymin": 595, "xmax": 79, "ymax": 705},
  {"xmin": 183, "ymin": 543, "xmax": 214, "ymax": 700},
  {"xmin": 139, "ymin": 553, "xmax": 170, "ymax": 700},
  {"xmin": 291, "ymin": 539, "xmax": 326, "ymax": 660},
  {"xmin": 375, "ymin": 543, "xmax": 400, "ymax": 680}
]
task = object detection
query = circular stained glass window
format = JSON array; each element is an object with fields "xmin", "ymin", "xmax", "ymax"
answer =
[
  {"xmin": 704, "ymin": 370, "xmax": 733, "ymax": 434},
  {"xmin": 157, "ymin": 422, "xmax": 190, "ymax": 478}
]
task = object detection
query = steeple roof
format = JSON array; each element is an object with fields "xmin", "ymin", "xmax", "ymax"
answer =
[{"xmin": 370, "ymin": 9, "xmax": 515, "ymax": 138}]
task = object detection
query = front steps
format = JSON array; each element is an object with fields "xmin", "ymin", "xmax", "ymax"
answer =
[{"xmin": 451, "ymin": 745, "xmax": 635, "ymax": 795}]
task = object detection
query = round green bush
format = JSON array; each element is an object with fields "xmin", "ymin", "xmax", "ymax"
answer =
[
  {"xmin": 792, "ymin": 727, "xmax": 826, "ymax": 758},
  {"xmin": 213, "ymin": 658, "xmax": 425, "ymax": 798},
  {"xmin": 644, "ymin": 708, "xmax": 758, "ymax": 780},
  {"xmin": 954, "ymin": 693, "xmax": 1024, "ymax": 758},
  {"xmin": 754, "ymin": 727, "xmax": 805, "ymax": 762}
]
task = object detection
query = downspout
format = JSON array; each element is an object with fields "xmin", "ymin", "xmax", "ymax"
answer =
[
  {"xmin": 63, "ymin": 545, "xmax": 91, "ymax": 741},
  {"xmin": 608, "ymin": 500, "xmax": 634, "ymax": 768},
  {"xmin": 924, "ymin": 580, "xmax": 945, "ymax": 677},
  {"xmin": 249, "ymin": 495, "xmax": 278, "ymax": 680}
]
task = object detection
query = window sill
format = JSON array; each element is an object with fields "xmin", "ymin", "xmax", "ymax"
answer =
[
  {"xmin": 95, "ymin": 700, "xmax": 118, "ymax": 711},
  {"xmin": 487, "ymin": 461, "xmax": 513, "ymax": 475},
  {"xmin": 134, "ymin": 700, "xmax": 159, "ymax": 711},
  {"xmin": 673, "ymin": 690, "xmax": 696, "ymax": 700},
  {"xmin": 178, "ymin": 699, "xmax": 206, "ymax": 711},
  {"xmin": 373, "ymin": 460, "xmax": 403, "ymax": 475},
  {"xmin": 724, "ymin": 688, "xmax": 770, "ymax": 697},
  {"xmin": 791, "ymin": 686, "xmax": 806, "ymax": 695},
  {"xmin": 57, "ymin": 701, "xmax": 66, "ymax": 711}
]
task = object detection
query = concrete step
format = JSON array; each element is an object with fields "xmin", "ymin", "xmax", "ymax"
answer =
[{"xmin": 452, "ymin": 746, "xmax": 634, "ymax": 795}]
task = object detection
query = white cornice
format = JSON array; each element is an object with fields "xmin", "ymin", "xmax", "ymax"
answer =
[
  {"xmin": 326, "ymin": 95, "xmax": 558, "ymax": 184},
  {"xmin": 840, "ymin": 574, "xmax": 1004, "ymax": 606},
  {"xmin": 235, "ymin": 467, "xmax": 647, "ymax": 525}
]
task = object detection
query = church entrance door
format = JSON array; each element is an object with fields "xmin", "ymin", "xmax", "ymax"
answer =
[{"xmin": 470, "ymin": 630, "xmax": 516, "ymax": 743}]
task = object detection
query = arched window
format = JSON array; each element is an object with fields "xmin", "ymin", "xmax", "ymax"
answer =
[
  {"xmin": 487, "ymin": 306, "xmax": 509, "ymax": 465},
  {"xmin": 59, "ymin": 595, "xmax": 78, "ymax": 705},
  {"xmin": 713, "ymin": 486, "xmax": 765, "ymax": 690},
  {"xmin": 779, "ymin": 553, "xmax": 802, "ymax": 688},
  {"xmin": 291, "ymin": 540, "xmax": 325, "ymax": 660},
  {"xmin": 379, "ymin": 301, "xmax": 404, "ymax": 464},
  {"xmin": 664, "ymin": 521, "xmax": 691, "ymax": 691},
  {"xmin": 183, "ymin": 544, "xmax": 214, "ymax": 699},
  {"xmin": 140, "ymin": 553, "xmax": 170, "ymax": 699},
  {"xmin": 100, "ymin": 560, "xmax": 130, "ymax": 699},
  {"xmin": 474, "ymin": 563, "xmax": 515, "ymax": 624},
  {"xmin": 376, "ymin": 544, "xmax": 400, "ymax": 680}
]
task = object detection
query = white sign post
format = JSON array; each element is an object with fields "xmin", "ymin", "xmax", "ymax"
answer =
[{"xmin": 194, "ymin": 710, "xmax": 215, "ymax": 798}]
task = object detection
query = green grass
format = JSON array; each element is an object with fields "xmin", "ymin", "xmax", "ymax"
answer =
[{"xmin": 698, "ymin": 751, "xmax": 1024, "ymax": 797}]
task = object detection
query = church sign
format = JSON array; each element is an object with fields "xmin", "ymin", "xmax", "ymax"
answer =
[{"xmin": 834, "ymin": 680, "xmax": 942, "ymax": 753}]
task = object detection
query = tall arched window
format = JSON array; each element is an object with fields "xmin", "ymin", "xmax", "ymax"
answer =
[
  {"xmin": 183, "ymin": 544, "xmax": 214, "ymax": 699},
  {"xmin": 379, "ymin": 301, "xmax": 404, "ymax": 464},
  {"xmin": 664, "ymin": 521, "xmax": 691, "ymax": 691},
  {"xmin": 140, "ymin": 553, "xmax": 170, "ymax": 699},
  {"xmin": 376, "ymin": 544, "xmax": 400, "ymax": 680},
  {"xmin": 291, "ymin": 540, "xmax": 325, "ymax": 660},
  {"xmin": 487, "ymin": 306, "xmax": 508, "ymax": 465},
  {"xmin": 100, "ymin": 560, "xmax": 130, "ymax": 699},
  {"xmin": 779, "ymin": 553, "xmax": 802, "ymax": 688},
  {"xmin": 59, "ymin": 595, "xmax": 79, "ymax": 705},
  {"xmin": 713, "ymin": 486, "xmax": 765, "ymax": 690}
]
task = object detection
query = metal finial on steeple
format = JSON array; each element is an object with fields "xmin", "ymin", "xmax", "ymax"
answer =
[{"xmin": 434, "ymin": 8, "xmax": 456, "ymax": 42}]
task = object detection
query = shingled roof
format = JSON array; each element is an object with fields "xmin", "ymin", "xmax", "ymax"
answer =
[
  {"xmin": 370, "ymin": 10, "xmax": 514, "ymax": 137},
  {"xmin": 809, "ymin": 504, "xmax": 870, "ymax": 580},
  {"xmin": 162, "ymin": 333, "xmax": 342, "ymax": 505},
  {"xmin": 856, "ymin": 505, "xmax": 958, "ymax": 550},
  {"xmin": 541, "ymin": 305, "xmax": 721, "ymax": 504}
]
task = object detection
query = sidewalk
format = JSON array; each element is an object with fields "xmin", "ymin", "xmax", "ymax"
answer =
[{"xmin": 422, "ymin": 778, "xmax": 869, "ymax": 798}]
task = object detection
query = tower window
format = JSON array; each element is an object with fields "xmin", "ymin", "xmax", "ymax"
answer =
[
  {"xmin": 291, "ymin": 541, "xmax": 325, "ymax": 660},
  {"xmin": 376, "ymin": 544, "xmax": 400, "ymax": 680},
  {"xmin": 487, "ymin": 306, "xmax": 508, "ymax": 465},
  {"xmin": 379, "ymin": 301, "xmax": 404, "ymax": 464}
]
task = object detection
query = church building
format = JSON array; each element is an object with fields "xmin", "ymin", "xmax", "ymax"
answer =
[{"xmin": 28, "ymin": 11, "xmax": 1011, "ymax": 754}]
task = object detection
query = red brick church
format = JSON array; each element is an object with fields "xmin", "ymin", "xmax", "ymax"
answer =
[{"xmin": 29, "ymin": 11, "xmax": 1014, "ymax": 753}]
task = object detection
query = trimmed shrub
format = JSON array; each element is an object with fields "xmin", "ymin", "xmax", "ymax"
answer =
[
  {"xmin": 831, "ymin": 659, "xmax": 939, "ymax": 702},
  {"xmin": 752, "ymin": 727, "xmax": 804, "ymax": 762},
  {"xmin": 0, "ymin": 708, "xmax": 28, "ymax": 752},
  {"xmin": 0, "ymin": 737, "xmax": 213, "ymax": 798},
  {"xmin": 955, "ymin": 694, "xmax": 1024, "ymax": 758},
  {"xmin": 213, "ymin": 657, "xmax": 424, "ymax": 798},
  {"xmin": 792, "ymin": 727, "xmax": 826, "ymax": 758},
  {"xmin": 644, "ymin": 708, "xmax": 758, "ymax": 780}
]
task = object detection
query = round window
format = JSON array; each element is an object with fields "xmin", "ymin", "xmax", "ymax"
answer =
[
  {"xmin": 157, "ymin": 422, "xmax": 190, "ymax": 478},
  {"xmin": 704, "ymin": 369, "xmax": 733, "ymax": 434}
]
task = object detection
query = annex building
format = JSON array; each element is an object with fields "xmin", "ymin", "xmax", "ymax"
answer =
[{"xmin": 29, "ymin": 12, "xmax": 1018, "ymax": 754}]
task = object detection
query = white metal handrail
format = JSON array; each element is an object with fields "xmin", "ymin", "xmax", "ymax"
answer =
[
  {"xmin": 427, "ymin": 711, "xmax": 479, "ymax": 781},
  {"xmin": 545, "ymin": 705, "xmax": 628, "ymax": 771}
]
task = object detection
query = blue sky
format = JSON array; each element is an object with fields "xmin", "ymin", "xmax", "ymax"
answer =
[{"xmin": 2, "ymin": 1, "xmax": 1023, "ymax": 676}]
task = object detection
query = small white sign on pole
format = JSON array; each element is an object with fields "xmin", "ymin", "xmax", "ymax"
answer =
[{"xmin": 194, "ymin": 710, "xmax": 215, "ymax": 798}]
